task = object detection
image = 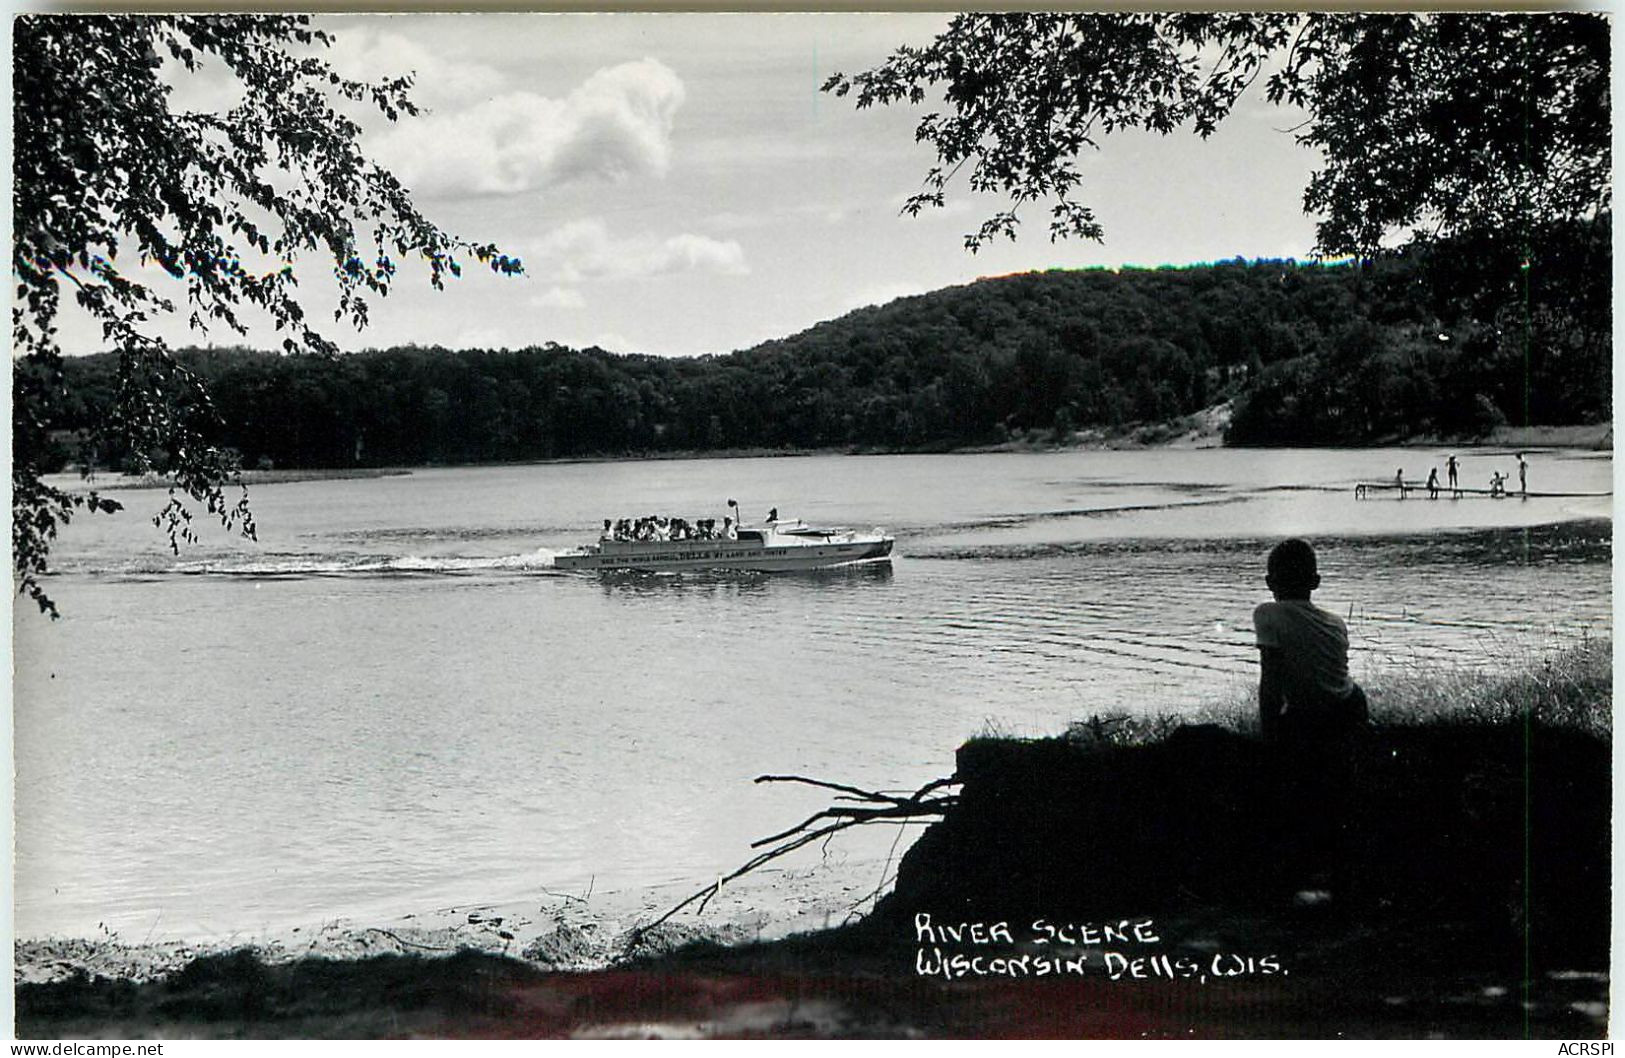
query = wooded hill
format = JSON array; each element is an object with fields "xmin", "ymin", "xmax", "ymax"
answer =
[{"xmin": 38, "ymin": 218, "xmax": 1610, "ymax": 472}]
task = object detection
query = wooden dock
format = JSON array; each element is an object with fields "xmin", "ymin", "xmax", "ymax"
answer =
[{"xmin": 1353, "ymin": 482, "xmax": 1611, "ymax": 500}]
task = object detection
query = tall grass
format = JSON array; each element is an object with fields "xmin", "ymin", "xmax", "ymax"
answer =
[
  {"xmin": 1363, "ymin": 633, "xmax": 1611, "ymax": 736},
  {"xmin": 1063, "ymin": 636, "xmax": 1611, "ymax": 747}
]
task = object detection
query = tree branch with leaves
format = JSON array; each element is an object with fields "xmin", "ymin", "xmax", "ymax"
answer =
[
  {"xmin": 13, "ymin": 14, "xmax": 522, "ymax": 616},
  {"xmin": 823, "ymin": 12, "xmax": 1609, "ymax": 259}
]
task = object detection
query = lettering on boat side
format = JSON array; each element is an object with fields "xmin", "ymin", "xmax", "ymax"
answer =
[{"xmin": 909, "ymin": 913, "xmax": 1286, "ymax": 983}]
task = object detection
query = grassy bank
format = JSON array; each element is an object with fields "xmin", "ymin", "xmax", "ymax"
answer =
[
  {"xmin": 862, "ymin": 638, "xmax": 1610, "ymax": 1034},
  {"xmin": 1061, "ymin": 633, "xmax": 1611, "ymax": 746}
]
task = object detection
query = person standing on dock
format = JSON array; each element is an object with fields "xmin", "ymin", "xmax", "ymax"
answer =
[
  {"xmin": 1517, "ymin": 453, "xmax": 1528, "ymax": 497},
  {"xmin": 1446, "ymin": 454, "xmax": 1459, "ymax": 496},
  {"xmin": 1426, "ymin": 468, "xmax": 1439, "ymax": 499},
  {"xmin": 1394, "ymin": 468, "xmax": 1405, "ymax": 498}
]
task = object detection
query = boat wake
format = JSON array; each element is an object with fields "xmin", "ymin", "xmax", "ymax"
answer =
[
  {"xmin": 905, "ymin": 495, "xmax": 1252, "ymax": 538},
  {"xmin": 80, "ymin": 548, "xmax": 564, "ymax": 581}
]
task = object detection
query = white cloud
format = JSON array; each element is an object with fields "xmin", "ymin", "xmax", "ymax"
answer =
[
  {"xmin": 533, "ymin": 219, "xmax": 748, "ymax": 282},
  {"xmin": 531, "ymin": 286, "xmax": 586, "ymax": 309},
  {"xmin": 705, "ymin": 203, "xmax": 855, "ymax": 232},
  {"xmin": 323, "ymin": 27, "xmax": 506, "ymax": 109},
  {"xmin": 365, "ymin": 58, "xmax": 685, "ymax": 196}
]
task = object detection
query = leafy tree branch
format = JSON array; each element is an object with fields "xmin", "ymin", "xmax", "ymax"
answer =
[
  {"xmin": 13, "ymin": 14, "xmax": 522, "ymax": 616},
  {"xmin": 823, "ymin": 12, "xmax": 1609, "ymax": 258}
]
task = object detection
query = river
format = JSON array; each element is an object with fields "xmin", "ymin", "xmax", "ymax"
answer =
[{"xmin": 13, "ymin": 447, "xmax": 1612, "ymax": 940}]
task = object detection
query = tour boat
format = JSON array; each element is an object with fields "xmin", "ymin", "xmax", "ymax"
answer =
[{"xmin": 553, "ymin": 517, "xmax": 894, "ymax": 572}]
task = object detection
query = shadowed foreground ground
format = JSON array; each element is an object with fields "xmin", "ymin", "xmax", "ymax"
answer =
[
  {"xmin": 17, "ymin": 643, "xmax": 1611, "ymax": 1039},
  {"xmin": 18, "ymin": 722, "xmax": 1609, "ymax": 1039},
  {"xmin": 14, "ymin": 910, "xmax": 1608, "ymax": 1039}
]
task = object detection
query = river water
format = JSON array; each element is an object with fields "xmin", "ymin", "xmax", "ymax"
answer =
[{"xmin": 13, "ymin": 447, "xmax": 1612, "ymax": 940}]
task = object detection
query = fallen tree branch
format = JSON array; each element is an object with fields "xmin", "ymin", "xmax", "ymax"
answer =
[
  {"xmin": 750, "ymin": 802, "xmax": 948, "ymax": 848},
  {"xmin": 631, "ymin": 772, "xmax": 960, "ymax": 942},
  {"xmin": 753, "ymin": 773, "xmax": 918, "ymax": 807}
]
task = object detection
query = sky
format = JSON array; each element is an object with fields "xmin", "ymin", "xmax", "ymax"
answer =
[{"xmin": 51, "ymin": 13, "xmax": 1326, "ymax": 359}]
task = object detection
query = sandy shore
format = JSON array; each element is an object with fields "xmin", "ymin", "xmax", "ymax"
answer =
[
  {"xmin": 14, "ymin": 858, "xmax": 892, "ymax": 988},
  {"xmin": 16, "ymin": 884, "xmax": 1610, "ymax": 1038},
  {"xmin": 52, "ymin": 416, "xmax": 1608, "ymax": 495}
]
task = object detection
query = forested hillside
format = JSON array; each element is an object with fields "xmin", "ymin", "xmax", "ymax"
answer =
[{"xmin": 39, "ymin": 218, "xmax": 1609, "ymax": 472}]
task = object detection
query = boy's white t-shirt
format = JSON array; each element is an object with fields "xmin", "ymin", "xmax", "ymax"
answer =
[{"xmin": 1253, "ymin": 598, "xmax": 1355, "ymax": 705}]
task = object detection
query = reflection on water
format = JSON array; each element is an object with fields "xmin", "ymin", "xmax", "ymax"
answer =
[
  {"xmin": 14, "ymin": 449, "xmax": 1612, "ymax": 941},
  {"xmin": 594, "ymin": 561, "xmax": 895, "ymax": 598}
]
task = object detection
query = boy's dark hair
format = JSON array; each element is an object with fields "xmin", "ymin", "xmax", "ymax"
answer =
[{"xmin": 1266, "ymin": 538, "xmax": 1320, "ymax": 595}]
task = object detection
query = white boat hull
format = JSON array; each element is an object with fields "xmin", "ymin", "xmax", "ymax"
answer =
[{"xmin": 554, "ymin": 533, "xmax": 893, "ymax": 572}]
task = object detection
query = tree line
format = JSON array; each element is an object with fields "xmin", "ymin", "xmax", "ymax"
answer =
[
  {"xmin": 35, "ymin": 217, "xmax": 1609, "ymax": 473},
  {"xmin": 14, "ymin": 13, "xmax": 1608, "ymax": 615}
]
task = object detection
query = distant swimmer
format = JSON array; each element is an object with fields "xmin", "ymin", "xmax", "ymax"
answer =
[
  {"xmin": 1446, "ymin": 454, "xmax": 1459, "ymax": 496},
  {"xmin": 1517, "ymin": 452, "xmax": 1528, "ymax": 497},
  {"xmin": 1426, "ymin": 468, "xmax": 1439, "ymax": 499}
]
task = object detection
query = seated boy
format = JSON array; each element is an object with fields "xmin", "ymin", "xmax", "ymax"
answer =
[{"xmin": 1253, "ymin": 538, "xmax": 1369, "ymax": 743}]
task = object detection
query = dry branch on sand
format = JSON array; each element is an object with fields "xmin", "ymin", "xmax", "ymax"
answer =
[{"xmin": 634, "ymin": 774, "xmax": 959, "ymax": 939}]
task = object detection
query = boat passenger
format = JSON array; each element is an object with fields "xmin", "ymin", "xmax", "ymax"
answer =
[
  {"xmin": 601, "ymin": 519, "xmax": 613, "ymax": 540},
  {"xmin": 766, "ymin": 507, "xmax": 779, "ymax": 524},
  {"xmin": 723, "ymin": 516, "xmax": 737, "ymax": 540}
]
